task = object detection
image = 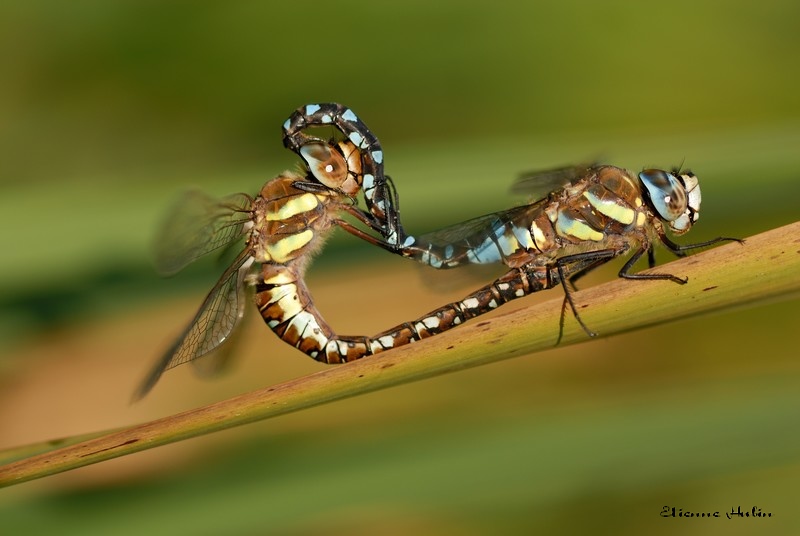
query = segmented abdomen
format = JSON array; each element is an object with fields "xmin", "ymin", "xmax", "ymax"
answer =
[
  {"xmin": 255, "ymin": 262, "xmax": 560, "ymax": 365},
  {"xmin": 255, "ymin": 267, "xmax": 335, "ymax": 359},
  {"xmin": 282, "ymin": 103, "xmax": 400, "ymax": 245}
]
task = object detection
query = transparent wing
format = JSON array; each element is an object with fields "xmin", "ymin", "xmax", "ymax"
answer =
[
  {"xmin": 412, "ymin": 203, "xmax": 541, "ymax": 248},
  {"xmin": 510, "ymin": 163, "xmax": 595, "ymax": 199},
  {"xmin": 134, "ymin": 251, "xmax": 254, "ymax": 400},
  {"xmin": 153, "ymin": 190, "xmax": 253, "ymax": 276},
  {"xmin": 407, "ymin": 168, "xmax": 574, "ymax": 270},
  {"xmin": 190, "ymin": 279, "xmax": 255, "ymax": 378}
]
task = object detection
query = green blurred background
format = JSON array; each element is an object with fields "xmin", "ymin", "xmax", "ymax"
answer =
[{"xmin": 1, "ymin": 1, "xmax": 799, "ymax": 534}]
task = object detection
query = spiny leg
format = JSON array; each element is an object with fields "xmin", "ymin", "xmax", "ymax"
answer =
[
  {"xmin": 553, "ymin": 245, "xmax": 692, "ymax": 344},
  {"xmin": 555, "ymin": 237, "xmax": 739, "ymax": 343},
  {"xmin": 658, "ymin": 233, "xmax": 743, "ymax": 257},
  {"xmin": 330, "ymin": 206, "xmax": 404, "ymax": 256},
  {"xmin": 618, "ymin": 245, "xmax": 687, "ymax": 283},
  {"xmin": 552, "ymin": 250, "xmax": 621, "ymax": 344}
]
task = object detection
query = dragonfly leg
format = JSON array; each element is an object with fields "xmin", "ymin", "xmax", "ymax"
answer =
[
  {"xmin": 334, "ymin": 218, "xmax": 402, "ymax": 255},
  {"xmin": 551, "ymin": 249, "xmax": 621, "ymax": 343},
  {"xmin": 336, "ymin": 204, "xmax": 405, "ymax": 254},
  {"xmin": 658, "ymin": 232, "xmax": 743, "ymax": 256},
  {"xmin": 618, "ymin": 245, "xmax": 687, "ymax": 284},
  {"xmin": 382, "ymin": 174, "xmax": 405, "ymax": 246},
  {"xmin": 648, "ymin": 247, "xmax": 657, "ymax": 268}
]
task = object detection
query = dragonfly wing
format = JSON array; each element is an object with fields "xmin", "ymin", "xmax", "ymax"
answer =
[
  {"xmin": 190, "ymin": 272, "xmax": 254, "ymax": 378},
  {"xmin": 406, "ymin": 204, "xmax": 541, "ymax": 267},
  {"xmin": 408, "ymin": 164, "xmax": 595, "ymax": 267},
  {"xmin": 153, "ymin": 191, "xmax": 253, "ymax": 276},
  {"xmin": 134, "ymin": 251, "xmax": 254, "ymax": 400},
  {"xmin": 412, "ymin": 207, "xmax": 530, "ymax": 248},
  {"xmin": 510, "ymin": 163, "xmax": 596, "ymax": 199}
]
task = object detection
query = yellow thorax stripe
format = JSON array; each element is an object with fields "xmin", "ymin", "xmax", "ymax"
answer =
[
  {"xmin": 265, "ymin": 193, "xmax": 319, "ymax": 221},
  {"xmin": 267, "ymin": 230, "xmax": 314, "ymax": 263},
  {"xmin": 583, "ymin": 190, "xmax": 635, "ymax": 225}
]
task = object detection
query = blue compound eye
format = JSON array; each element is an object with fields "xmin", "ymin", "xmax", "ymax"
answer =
[{"xmin": 638, "ymin": 169, "xmax": 688, "ymax": 222}]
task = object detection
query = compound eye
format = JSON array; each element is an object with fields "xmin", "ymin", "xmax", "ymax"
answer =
[
  {"xmin": 638, "ymin": 169, "xmax": 688, "ymax": 222},
  {"xmin": 300, "ymin": 142, "xmax": 348, "ymax": 189}
]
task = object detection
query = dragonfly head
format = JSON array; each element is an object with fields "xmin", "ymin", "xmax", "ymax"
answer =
[
  {"xmin": 638, "ymin": 169, "xmax": 702, "ymax": 235},
  {"xmin": 299, "ymin": 141, "xmax": 363, "ymax": 195}
]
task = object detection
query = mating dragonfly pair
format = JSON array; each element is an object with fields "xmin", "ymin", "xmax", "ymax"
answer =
[{"xmin": 136, "ymin": 103, "xmax": 737, "ymax": 397}]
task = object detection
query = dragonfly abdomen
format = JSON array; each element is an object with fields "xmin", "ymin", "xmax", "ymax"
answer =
[
  {"xmin": 255, "ymin": 258, "xmax": 561, "ymax": 365},
  {"xmin": 321, "ymin": 263, "xmax": 561, "ymax": 362},
  {"xmin": 400, "ymin": 210, "xmax": 559, "ymax": 269},
  {"xmin": 255, "ymin": 267, "xmax": 334, "ymax": 360}
]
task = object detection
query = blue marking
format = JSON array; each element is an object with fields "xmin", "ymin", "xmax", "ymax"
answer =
[
  {"xmin": 321, "ymin": 114, "xmax": 332, "ymax": 124},
  {"xmin": 555, "ymin": 212, "xmax": 574, "ymax": 237},
  {"xmin": 349, "ymin": 132, "xmax": 366, "ymax": 148},
  {"xmin": 372, "ymin": 150, "xmax": 383, "ymax": 164},
  {"xmin": 511, "ymin": 225, "xmax": 532, "ymax": 248},
  {"xmin": 469, "ymin": 238, "xmax": 502, "ymax": 264},
  {"xmin": 444, "ymin": 245, "xmax": 454, "ymax": 259},
  {"xmin": 363, "ymin": 174, "xmax": 375, "ymax": 190},
  {"xmin": 282, "ymin": 119, "xmax": 291, "ymax": 131},
  {"xmin": 403, "ymin": 235, "xmax": 416, "ymax": 247},
  {"xmin": 305, "ymin": 104, "xmax": 321, "ymax": 115},
  {"xmin": 341, "ymin": 109, "xmax": 358, "ymax": 122}
]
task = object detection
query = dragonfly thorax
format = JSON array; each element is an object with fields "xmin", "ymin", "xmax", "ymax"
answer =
[{"xmin": 251, "ymin": 173, "xmax": 331, "ymax": 265}]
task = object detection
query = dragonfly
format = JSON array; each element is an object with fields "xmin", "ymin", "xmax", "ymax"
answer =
[
  {"xmin": 379, "ymin": 163, "xmax": 742, "ymax": 342},
  {"xmin": 138, "ymin": 104, "xmax": 739, "ymax": 397},
  {"xmin": 135, "ymin": 104, "xmax": 407, "ymax": 398}
]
